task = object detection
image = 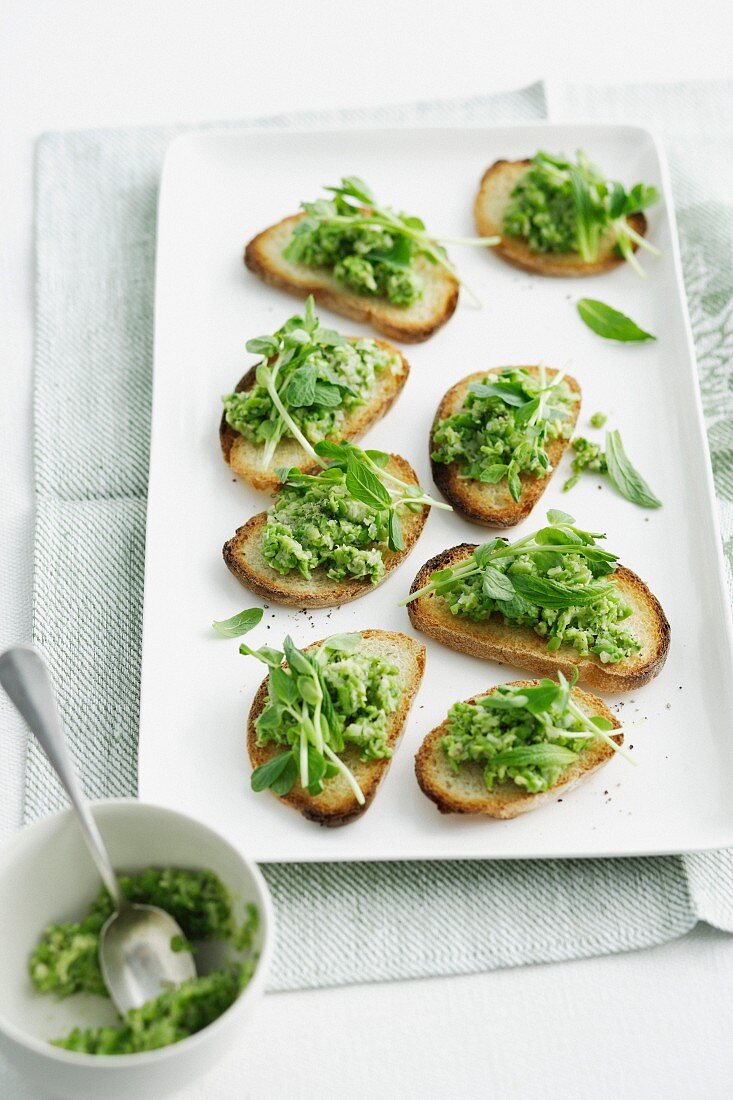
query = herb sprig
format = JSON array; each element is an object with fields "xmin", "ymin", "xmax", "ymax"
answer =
[
  {"xmin": 461, "ymin": 365, "xmax": 575, "ymax": 501},
  {"xmin": 456, "ymin": 668, "xmax": 635, "ymax": 773},
  {"xmin": 287, "ymin": 176, "xmax": 499, "ymax": 307},
  {"xmin": 241, "ymin": 296, "xmax": 355, "ymax": 471},
  {"xmin": 242, "ymin": 632, "xmax": 370, "ymax": 803},
  {"xmin": 523, "ymin": 152, "xmax": 660, "ymax": 276},
  {"xmin": 402, "ymin": 510, "xmax": 618, "ymax": 609}
]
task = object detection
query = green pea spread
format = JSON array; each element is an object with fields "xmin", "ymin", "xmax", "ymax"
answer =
[{"xmin": 29, "ymin": 867, "xmax": 258, "ymax": 1055}]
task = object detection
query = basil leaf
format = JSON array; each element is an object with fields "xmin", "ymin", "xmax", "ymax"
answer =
[
  {"xmin": 388, "ymin": 510, "xmax": 405, "ymax": 552},
  {"xmin": 605, "ymin": 430, "xmax": 662, "ymax": 508},
  {"xmin": 481, "ymin": 566, "xmax": 515, "ymax": 602},
  {"xmin": 345, "ymin": 455, "xmax": 391, "ymax": 510},
  {"xmin": 511, "ymin": 574, "xmax": 614, "ymax": 609},
  {"xmin": 286, "ymin": 364, "xmax": 317, "ymax": 407},
  {"xmin": 491, "ymin": 745, "xmax": 578, "ymax": 769},
  {"xmin": 467, "ymin": 381, "xmax": 529, "ymax": 407},
  {"xmin": 577, "ymin": 299, "xmax": 655, "ymax": 342},
  {"xmin": 514, "ymin": 396, "xmax": 541, "ymax": 423},
  {"xmin": 213, "ymin": 607, "xmax": 263, "ymax": 638},
  {"xmin": 546, "ymin": 509, "xmax": 575, "ymax": 526},
  {"xmin": 251, "ymin": 751, "xmax": 297, "ymax": 794}
]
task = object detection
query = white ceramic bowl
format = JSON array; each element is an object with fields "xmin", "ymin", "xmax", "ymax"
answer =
[{"xmin": 0, "ymin": 799, "xmax": 274, "ymax": 1099}]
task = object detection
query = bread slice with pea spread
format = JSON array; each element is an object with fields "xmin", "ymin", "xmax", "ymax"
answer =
[
  {"xmin": 220, "ymin": 338, "xmax": 410, "ymax": 493},
  {"xmin": 224, "ymin": 454, "xmax": 429, "ymax": 608},
  {"xmin": 244, "ymin": 214, "xmax": 459, "ymax": 344},
  {"xmin": 407, "ymin": 544, "xmax": 670, "ymax": 693},
  {"xmin": 247, "ymin": 630, "xmax": 426, "ymax": 826},
  {"xmin": 415, "ymin": 680, "xmax": 622, "ymax": 819},
  {"xmin": 430, "ymin": 366, "xmax": 581, "ymax": 527},
  {"xmin": 474, "ymin": 160, "xmax": 648, "ymax": 277}
]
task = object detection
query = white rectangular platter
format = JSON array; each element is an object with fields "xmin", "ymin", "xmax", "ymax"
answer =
[{"xmin": 139, "ymin": 122, "xmax": 733, "ymax": 862}]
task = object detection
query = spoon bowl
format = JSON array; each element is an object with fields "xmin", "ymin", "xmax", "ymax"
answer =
[
  {"xmin": 100, "ymin": 902, "xmax": 196, "ymax": 1016},
  {"xmin": 0, "ymin": 646, "xmax": 196, "ymax": 1013}
]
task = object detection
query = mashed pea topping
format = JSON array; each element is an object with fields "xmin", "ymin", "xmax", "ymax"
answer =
[
  {"xmin": 29, "ymin": 868, "xmax": 259, "ymax": 1055},
  {"xmin": 282, "ymin": 176, "xmax": 497, "ymax": 307},
  {"xmin": 441, "ymin": 673, "xmax": 623, "ymax": 794},
  {"xmin": 241, "ymin": 631, "xmax": 401, "ymax": 802},
  {"xmin": 404, "ymin": 511, "xmax": 641, "ymax": 665},
  {"xmin": 502, "ymin": 151, "xmax": 659, "ymax": 274},
  {"xmin": 222, "ymin": 298, "xmax": 397, "ymax": 472},
  {"xmin": 261, "ymin": 440, "xmax": 444, "ymax": 585},
  {"xmin": 283, "ymin": 177, "xmax": 435, "ymax": 306},
  {"xmin": 431, "ymin": 366, "xmax": 577, "ymax": 501}
]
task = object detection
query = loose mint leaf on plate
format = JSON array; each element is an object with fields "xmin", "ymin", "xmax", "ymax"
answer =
[
  {"xmin": 577, "ymin": 299, "xmax": 655, "ymax": 342},
  {"xmin": 212, "ymin": 607, "xmax": 263, "ymax": 638}
]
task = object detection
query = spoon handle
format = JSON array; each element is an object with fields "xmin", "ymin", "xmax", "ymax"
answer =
[{"xmin": 0, "ymin": 646, "xmax": 124, "ymax": 908}]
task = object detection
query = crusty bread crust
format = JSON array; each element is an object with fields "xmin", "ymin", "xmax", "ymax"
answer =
[
  {"xmin": 430, "ymin": 366, "xmax": 581, "ymax": 527},
  {"xmin": 247, "ymin": 630, "xmax": 426, "ymax": 826},
  {"xmin": 244, "ymin": 213, "xmax": 459, "ymax": 343},
  {"xmin": 223, "ymin": 454, "xmax": 429, "ymax": 607},
  {"xmin": 415, "ymin": 680, "xmax": 622, "ymax": 819},
  {"xmin": 219, "ymin": 338, "xmax": 409, "ymax": 492},
  {"xmin": 407, "ymin": 544, "xmax": 670, "ymax": 693},
  {"xmin": 474, "ymin": 160, "xmax": 648, "ymax": 277}
]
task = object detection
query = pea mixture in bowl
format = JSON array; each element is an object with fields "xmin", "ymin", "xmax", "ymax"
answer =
[{"xmin": 29, "ymin": 867, "xmax": 259, "ymax": 1055}]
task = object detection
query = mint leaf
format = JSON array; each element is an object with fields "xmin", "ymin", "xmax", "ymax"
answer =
[{"xmin": 577, "ymin": 299, "xmax": 655, "ymax": 342}]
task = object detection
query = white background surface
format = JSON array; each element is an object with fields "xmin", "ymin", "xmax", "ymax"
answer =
[{"xmin": 1, "ymin": 1, "xmax": 732, "ymax": 1096}]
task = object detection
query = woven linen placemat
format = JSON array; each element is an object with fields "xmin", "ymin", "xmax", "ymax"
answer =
[{"xmin": 27, "ymin": 81, "xmax": 732, "ymax": 990}]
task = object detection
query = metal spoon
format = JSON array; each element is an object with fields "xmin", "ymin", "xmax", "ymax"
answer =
[{"xmin": 0, "ymin": 645, "xmax": 196, "ymax": 1014}]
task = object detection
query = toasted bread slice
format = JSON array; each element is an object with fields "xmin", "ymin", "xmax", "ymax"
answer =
[
  {"xmin": 244, "ymin": 213, "xmax": 459, "ymax": 343},
  {"xmin": 415, "ymin": 680, "xmax": 622, "ymax": 819},
  {"xmin": 223, "ymin": 454, "xmax": 429, "ymax": 608},
  {"xmin": 247, "ymin": 630, "xmax": 426, "ymax": 826},
  {"xmin": 220, "ymin": 338, "xmax": 409, "ymax": 492},
  {"xmin": 430, "ymin": 366, "xmax": 581, "ymax": 527},
  {"xmin": 407, "ymin": 545, "xmax": 670, "ymax": 693},
  {"xmin": 474, "ymin": 160, "xmax": 648, "ymax": 277}
]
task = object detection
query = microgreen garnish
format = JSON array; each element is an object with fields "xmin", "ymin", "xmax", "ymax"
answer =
[
  {"xmin": 223, "ymin": 297, "xmax": 392, "ymax": 472},
  {"xmin": 577, "ymin": 299, "xmax": 656, "ymax": 342},
  {"xmin": 243, "ymin": 632, "xmax": 400, "ymax": 803},
  {"xmin": 403, "ymin": 512, "xmax": 618, "ymax": 607},
  {"xmin": 403, "ymin": 512, "xmax": 641, "ymax": 663},
  {"xmin": 284, "ymin": 176, "xmax": 499, "ymax": 307},
  {"xmin": 503, "ymin": 150, "xmax": 660, "ymax": 275},
  {"xmin": 264, "ymin": 439, "xmax": 448, "ymax": 584},
  {"xmin": 441, "ymin": 669, "xmax": 634, "ymax": 795},
  {"xmin": 212, "ymin": 607, "xmax": 264, "ymax": 638}
]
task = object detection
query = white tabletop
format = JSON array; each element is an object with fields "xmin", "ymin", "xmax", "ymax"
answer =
[{"xmin": 2, "ymin": 2, "xmax": 733, "ymax": 1096}]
